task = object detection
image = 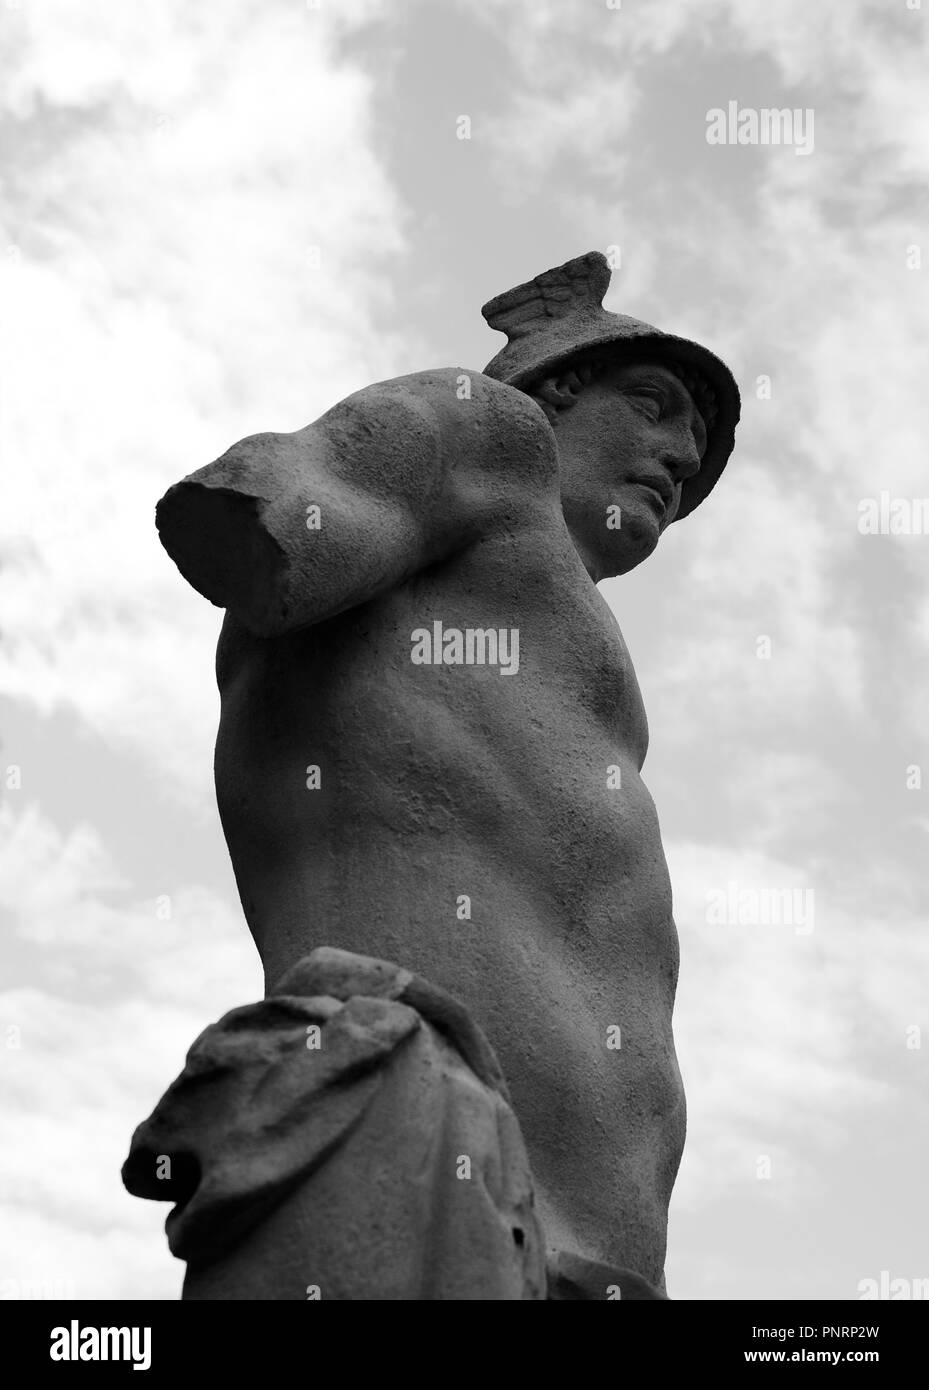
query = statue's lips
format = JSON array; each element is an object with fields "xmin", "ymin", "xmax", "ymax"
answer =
[{"xmin": 629, "ymin": 476, "xmax": 673, "ymax": 512}]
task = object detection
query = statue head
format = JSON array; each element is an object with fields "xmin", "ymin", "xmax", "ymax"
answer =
[{"xmin": 482, "ymin": 251, "xmax": 740, "ymax": 580}]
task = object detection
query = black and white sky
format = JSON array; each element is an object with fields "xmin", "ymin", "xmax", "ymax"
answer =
[{"xmin": 1, "ymin": 0, "xmax": 927, "ymax": 1300}]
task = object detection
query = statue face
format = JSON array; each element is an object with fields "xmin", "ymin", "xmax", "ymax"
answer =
[{"xmin": 552, "ymin": 360, "xmax": 707, "ymax": 579}]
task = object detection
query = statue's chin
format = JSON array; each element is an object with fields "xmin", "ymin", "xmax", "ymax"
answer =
[
  {"xmin": 605, "ymin": 518, "xmax": 662, "ymax": 576},
  {"xmin": 567, "ymin": 503, "xmax": 661, "ymax": 579}
]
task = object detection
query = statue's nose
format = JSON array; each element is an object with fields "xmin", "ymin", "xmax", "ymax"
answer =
[{"xmin": 661, "ymin": 437, "xmax": 702, "ymax": 485}]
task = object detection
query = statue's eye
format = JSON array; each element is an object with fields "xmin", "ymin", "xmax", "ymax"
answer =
[{"xmin": 624, "ymin": 387, "xmax": 663, "ymax": 420}]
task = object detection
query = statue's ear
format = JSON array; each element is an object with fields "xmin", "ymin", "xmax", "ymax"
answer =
[{"xmin": 531, "ymin": 370, "xmax": 584, "ymax": 415}]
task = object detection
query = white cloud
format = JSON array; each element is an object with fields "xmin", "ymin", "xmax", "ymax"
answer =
[
  {"xmin": 0, "ymin": 801, "xmax": 258, "ymax": 1298},
  {"xmin": 1, "ymin": 0, "xmax": 404, "ymax": 805},
  {"xmin": 2, "ymin": 0, "xmax": 927, "ymax": 1302},
  {"xmin": 668, "ymin": 837, "xmax": 929, "ymax": 1220}
]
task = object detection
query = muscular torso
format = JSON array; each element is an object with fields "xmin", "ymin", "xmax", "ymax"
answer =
[{"xmin": 213, "ymin": 414, "xmax": 686, "ymax": 1284}]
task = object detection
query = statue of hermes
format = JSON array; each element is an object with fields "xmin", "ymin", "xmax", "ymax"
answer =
[{"xmin": 124, "ymin": 251, "xmax": 740, "ymax": 1301}]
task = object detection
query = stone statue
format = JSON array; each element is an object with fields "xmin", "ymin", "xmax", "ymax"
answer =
[{"xmin": 123, "ymin": 251, "xmax": 740, "ymax": 1300}]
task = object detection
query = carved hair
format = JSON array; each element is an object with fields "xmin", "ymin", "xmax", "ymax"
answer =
[{"xmin": 528, "ymin": 357, "xmax": 718, "ymax": 433}]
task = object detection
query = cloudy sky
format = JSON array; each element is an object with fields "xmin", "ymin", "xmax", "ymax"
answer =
[{"xmin": 1, "ymin": 0, "xmax": 927, "ymax": 1301}]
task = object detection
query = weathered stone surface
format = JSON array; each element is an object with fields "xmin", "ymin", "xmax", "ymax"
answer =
[
  {"xmin": 481, "ymin": 249, "xmax": 739, "ymax": 520},
  {"xmin": 123, "ymin": 948, "xmax": 547, "ymax": 1300},
  {"xmin": 129, "ymin": 251, "xmax": 740, "ymax": 1297}
]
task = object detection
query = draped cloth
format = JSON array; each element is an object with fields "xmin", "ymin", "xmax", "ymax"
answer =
[{"xmin": 122, "ymin": 946, "xmax": 667, "ymax": 1301}]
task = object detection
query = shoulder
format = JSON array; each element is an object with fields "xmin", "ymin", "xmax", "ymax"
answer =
[{"xmin": 316, "ymin": 369, "xmax": 558, "ymax": 495}]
